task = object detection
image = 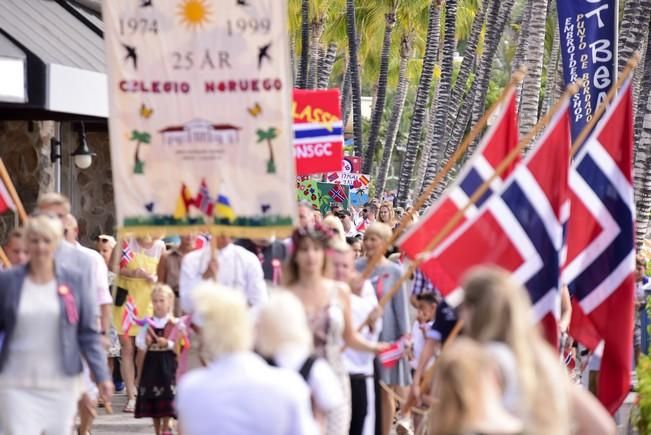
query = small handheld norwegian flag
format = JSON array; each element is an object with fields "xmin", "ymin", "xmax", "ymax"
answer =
[
  {"xmin": 120, "ymin": 241, "xmax": 134, "ymax": 268},
  {"xmin": 378, "ymin": 337, "xmax": 406, "ymax": 368}
]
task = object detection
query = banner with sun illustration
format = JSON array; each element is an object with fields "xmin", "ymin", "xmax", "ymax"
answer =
[{"xmin": 103, "ymin": 0, "xmax": 296, "ymax": 237}]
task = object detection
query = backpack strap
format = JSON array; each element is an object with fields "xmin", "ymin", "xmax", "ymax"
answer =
[{"xmin": 299, "ymin": 355, "xmax": 318, "ymax": 381}]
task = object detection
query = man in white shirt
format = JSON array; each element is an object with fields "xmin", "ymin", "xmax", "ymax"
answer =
[
  {"xmin": 177, "ymin": 283, "xmax": 317, "ymax": 435},
  {"xmin": 179, "ymin": 236, "xmax": 267, "ymax": 315},
  {"xmin": 62, "ymin": 214, "xmax": 113, "ymax": 434}
]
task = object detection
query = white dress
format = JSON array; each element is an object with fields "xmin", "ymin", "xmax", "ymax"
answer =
[
  {"xmin": 307, "ymin": 285, "xmax": 351, "ymax": 435},
  {"xmin": 0, "ymin": 278, "xmax": 81, "ymax": 435}
]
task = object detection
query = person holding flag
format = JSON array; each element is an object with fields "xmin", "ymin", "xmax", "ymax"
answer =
[{"xmin": 112, "ymin": 235, "xmax": 166, "ymax": 413}]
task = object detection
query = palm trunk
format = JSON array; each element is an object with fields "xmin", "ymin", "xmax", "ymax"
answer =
[
  {"xmin": 414, "ymin": 79, "xmax": 440, "ymax": 193},
  {"xmin": 618, "ymin": 0, "xmax": 651, "ymax": 73},
  {"xmin": 511, "ymin": 0, "xmax": 533, "ymax": 112},
  {"xmin": 445, "ymin": 0, "xmax": 488, "ymax": 141},
  {"xmin": 421, "ymin": 0, "xmax": 457, "ymax": 204},
  {"xmin": 543, "ymin": 1, "xmax": 559, "ymax": 114},
  {"xmin": 318, "ymin": 43, "xmax": 338, "ymax": 89},
  {"xmin": 635, "ymin": 85, "xmax": 651, "ymax": 247},
  {"xmin": 363, "ymin": 11, "xmax": 397, "ymax": 175},
  {"xmin": 346, "ymin": 0, "xmax": 364, "ymax": 157},
  {"xmin": 447, "ymin": 0, "xmax": 514, "ymax": 161},
  {"xmin": 290, "ymin": 37, "xmax": 297, "ymax": 85},
  {"xmin": 634, "ymin": 13, "xmax": 651, "ymax": 147},
  {"xmin": 395, "ymin": 0, "xmax": 442, "ymax": 208},
  {"xmin": 376, "ymin": 34, "xmax": 413, "ymax": 200},
  {"xmin": 341, "ymin": 61, "xmax": 352, "ymax": 128},
  {"xmin": 518, "ymin": 0, "xmax": 549, "ymax": 139},
  {"xmin": 634, "ymin": 21, "xmax": 651, "ymax": 246},
  {"xmin": 297, "ymin": 0, "xmax": 310, "ymax": 89},
  {"xmin": 307, "ymin": 18, "xmax": 325, "ymax": 90}
]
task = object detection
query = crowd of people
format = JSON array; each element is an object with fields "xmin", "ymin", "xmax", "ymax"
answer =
[{"xmin": 0, "ymin": 193, "xmax": 634, "ymax": 435}]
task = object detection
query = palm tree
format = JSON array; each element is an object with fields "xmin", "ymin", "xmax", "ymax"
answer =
[
  {"xmin": 131, "ymin": 130, "xmax": 151, "ymax": 174},
  {"xmin": 518, "ymin": 0, "xmax": 549, "ymax": 138},
  {"xmin": 363, "ymin": 5, "xmax": 398, "ymax": 174},
  {"xmin": 420, "ymin": 0, "xmax": 458, "ymax": 204},
  {"xmin": 618, "ymin": 0, "xmax": 650, "ymax": 73},
  {"xmin": 542, "ymin": 1, "xmax": 560, "ymax": 114},
  {"xmin": 446, "ymin": 0, "xmax": 515, "ymax": 163},
  {"xmin": 256, "ymin": 128, "xmax": 279, "ymax": 174},
  {"xmin": 307, "ymin": 16, "xmax": 326, "ymax": 89},
  {"xmin": 297, "ymin": 0, "xmax": 310, "ymax": 89},
  {"xmin": 634, "ymin": 20, "xmax": 651, "ymax": 247},
  {"xmin": 376, "ymin": 33, "xmax": 414, "ymax": 199},
  {"xmin": 511, "ymin": 0, "xmax": 533, "ymax": 112},
  {"xmin": 340, "ymin": 61, "xmax": 352, "ymax": 127},
  {"xmin": 317, "ymin": 42, "xmax": 338, "ymax": 88},
  {"xmin": 395, "ymin": 0, "xmax": 442, "ymax": 207},
  {"xmin": 444, "ymin": 0, "xmax": 488, "ymax": 141},
  {"xmin": 346, "ymin": 0, "xmax": 364, "ymax": 156}
]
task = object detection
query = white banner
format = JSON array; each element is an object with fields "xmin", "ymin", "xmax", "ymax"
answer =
[{"xmin": 103, "ymin": 0, "xmax": 296, "ymax": 236}]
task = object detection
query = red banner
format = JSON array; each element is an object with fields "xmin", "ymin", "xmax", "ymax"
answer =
[{"xmin": 293, "ymin": 89, "xmax": 344, "ymax": 176}]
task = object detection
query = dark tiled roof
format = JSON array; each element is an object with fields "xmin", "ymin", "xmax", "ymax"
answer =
[{"xmin": 0, "ymin": 0, "xmax": 104, "ymax": 72}]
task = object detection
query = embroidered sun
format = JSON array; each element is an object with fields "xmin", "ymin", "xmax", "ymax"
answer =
[{"xmin": 177, "ymin": 0, "xmax": 212, "ymax": 29}]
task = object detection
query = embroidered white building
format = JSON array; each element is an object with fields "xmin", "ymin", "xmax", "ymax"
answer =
[{"xmin": 159, "ymin": 119, "xmax": 240, "ymax": 146}]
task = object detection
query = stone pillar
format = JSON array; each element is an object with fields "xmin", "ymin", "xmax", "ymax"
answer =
[{"xmin": 0, "ymin": 120, "xmax": 56, "ymax": 242}]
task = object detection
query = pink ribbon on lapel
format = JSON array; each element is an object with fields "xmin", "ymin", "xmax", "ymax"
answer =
[
  {"xmin": 271, "ymin": 259, "xmax": 282, "ymax": 286},
  {"xmin": 58, "ymin": 284, "xmax": 79, "ymax": 325}
]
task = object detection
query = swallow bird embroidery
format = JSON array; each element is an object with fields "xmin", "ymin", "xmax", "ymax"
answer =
[
  {"xmin": 122, "ymin": 44, "xmax": 138, "ymax": 70},
  {"xmin": 140, "ymin": 0, "xmax": 153, "ymax": 6},
  {"xmin": 258, "ymin": 42, "xmax": 272, "ymax": 69}
]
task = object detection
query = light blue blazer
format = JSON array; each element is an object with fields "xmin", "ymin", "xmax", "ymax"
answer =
[{"xmin": 0, "ymin": 261, "xmax": 110, "ymax": 383}]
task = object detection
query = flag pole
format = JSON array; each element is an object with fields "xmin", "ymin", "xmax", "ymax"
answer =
[
  {"xmin": 0, "ymin": 158, "xmax": 27, "ymax": 223},
  {"xmin": 570, "ymin": 52, "xmax": 641, "ymax": 157},
  {"xmin": 358, "ymin": 67, "xmax": 528, "ymax": 282},
  {"xmin": 0, "ymin": 247, "xmax": 10, "ymax": 268},
  {"xmin": 359, "ymin": 80, "xmax": 582, "ymax": 330}
]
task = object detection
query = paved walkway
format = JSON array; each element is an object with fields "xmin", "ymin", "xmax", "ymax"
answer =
[
  {"xmin": 92, "ymin": 393, "xmax": 153, "ymax": 434},
  {"xmin": 92, "ymin": 390, "xmax": 639, "ymax": 434}
]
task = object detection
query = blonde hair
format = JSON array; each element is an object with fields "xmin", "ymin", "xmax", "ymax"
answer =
[
  {"xmin": 151, "ymin": 284, "xmax": 175, "ymax": 314},
  {"xmin": 461, "ymin": 266, "xmax": 570, "ymax": 435},
  {"xmin": 322, "ymin": 215, "xmax": 346, "ymax": 243},
  {"xmin": 364, "ymin": 222, "xmax": 392, "ymax": 242},
  {"xmin": 24, "ymin": 215, "xmax": 63, "ymax": 244},
  {"xmin": 192, "ymin": 283, "xmax": 253, "ymax": 358},
  {"xmin": 428, "ymin": 338, "xmax": 494, "ymax": 435},
  {"xmin": 378, "ymin": 201, "xmax": 396, "ymax": 226},
  {"xmin": 256, "ymin": 289, "xmax": 313, "ymax": 356},
  {"xmin": 36, "ymin": 192, "xmax": 71, "ymax": 214}
]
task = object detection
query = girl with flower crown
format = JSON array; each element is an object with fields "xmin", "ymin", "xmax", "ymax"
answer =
[{"xmin": 284, "ymin": 224, "xmax": 389, "ymax": 435}]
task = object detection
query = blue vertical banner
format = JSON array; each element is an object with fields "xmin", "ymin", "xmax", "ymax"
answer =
[{"xmin": 556, "ymin": 0, "xmax": 618, "ymax": 141}]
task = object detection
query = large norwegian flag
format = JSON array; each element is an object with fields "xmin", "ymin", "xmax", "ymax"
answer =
[
  {"xmin": 399, "ymin": 88, "xmax": 520, "ymax": 259},
  {"xmin": 562, "ymin": 80, "xmax": 635, "ymax": 414},
  {"xmin": 417, "ymin": 104, "xmax": 572, "ymax": 346}
]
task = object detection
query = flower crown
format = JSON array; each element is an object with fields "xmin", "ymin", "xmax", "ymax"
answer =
[{"xmin": 291, "ymin": 223, "xmax": 335, "ymax": 249}]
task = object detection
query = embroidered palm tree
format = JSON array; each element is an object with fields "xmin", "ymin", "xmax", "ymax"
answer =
[
  {"xmin": 256, "ymin": 127, "xmax": 278, "ymax": 174},
  {"xmin": 130, "ymin": 130, "xmax": 151, "ymax": 174}
]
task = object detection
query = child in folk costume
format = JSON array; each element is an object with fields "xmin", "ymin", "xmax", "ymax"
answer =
[{"xmin": 134, "ymin": 284, "xmax": 178, "ymax": 435}]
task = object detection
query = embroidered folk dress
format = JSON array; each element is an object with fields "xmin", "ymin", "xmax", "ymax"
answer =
[{"xmin": 134, "ymin": 315, "xmax": 178, "ymax": 418}]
